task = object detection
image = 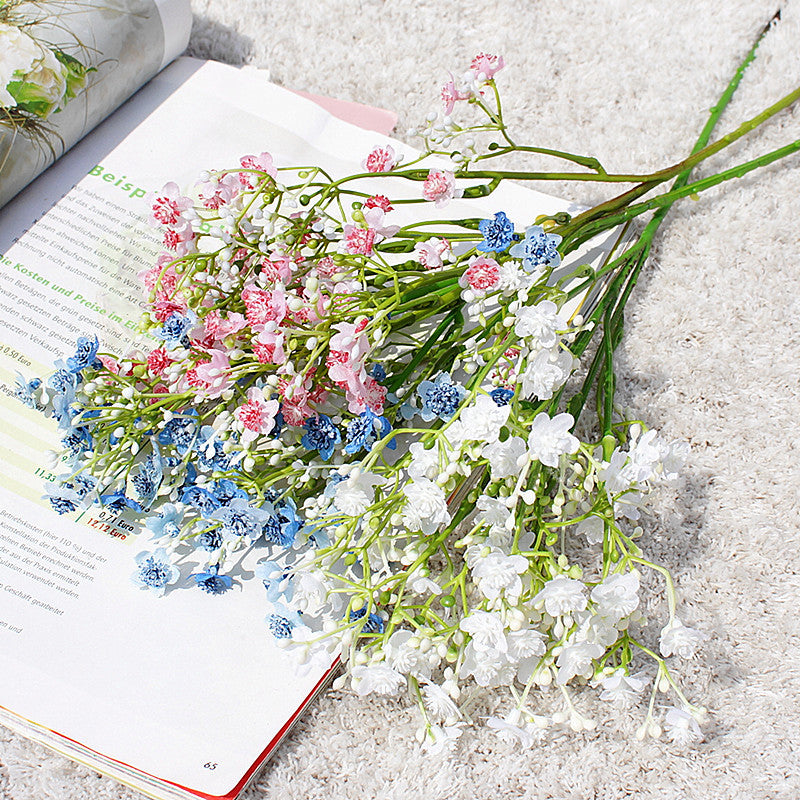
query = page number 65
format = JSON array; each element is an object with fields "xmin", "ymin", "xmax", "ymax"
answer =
[{"xmin": 203, "ymin": 762, "xmax": 218, "ymax": 771}]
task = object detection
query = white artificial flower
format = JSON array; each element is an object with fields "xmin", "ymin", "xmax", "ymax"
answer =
[
  {"xmin": 23, "ymin": 46, "xmax": 67, "ymax": 109},
  {"xmin": 461, "ymin": 641, "xmax": 516, "ymax": 687},
  {"xmin": 421, "ymin": 722, "xmax": 465, "ymax": 754},
  {"xmin": 475, "ymin": 494, "xmax": 512, "ymax": 527},
  {"xmin": 613, "ymin": 489, "xmax": 645, "ymax": 521},
  {"xmin": 482, "ymin": 435, "xmax": 528, "ymax": 480},
  {"xmin": 624, "ymin": 429, "xmax": 664, "ymax": 484},
  {"xmin": 467, "ymin": 546, "xmax": 528, "ymax": 604},
  {"xmin": 532, "ymin": 576, "xmax": 587, "ymax": 616},
  {"xmin": 575, "ymin": 612, "xmax": 620, "ymax": 648},
  {"xmin": 595, "ymin": 668, "xmax": 648, "ymax": 704},
  {"xmin": 421, "ymin": 682, "xmax": 460, "ymax": 721},
  {"xmin": 351, "ymin": 664, "xmax": 406, "ymax": 696},
  {"xmin": 282, "ymin": 625, "xmax": 339, "ymax": 677},
  {"xmin": 555, "ymin": 639, "xmax": 604, "ymax": 684},
  {"xmin": 506, "ymin": 626, "xmax": 547, "ymax": 661},
  {"xmin": 513, "ymin": 300, "xmax": 567, "ymax": 349},
  {"xmin": 382, "ymin": 630, "xmax": 432, "ymax": 679},
  {"xmin": 486, "ymin": 709, "xmax": 538, "ymax": 746},
  {"xmin": 591, "ymin": 572, "xmax": 640, "ymax": 622},
  {"xmin": 527, "ymin": 412, "xmax": 579, "ymax": 468},
  {"xmin": 402, "ymin": 478, "xmax": 450, "ymax": 535},
  {"xmin": 407, "ymin": 573, "xmax": 442, "ymax": 596},
  {"xmin": 456, "ymin": 393, "xmax": 511, "ymax": 445},
  {"xmin": 519, "ymin": 346, "xmax": 574, "ymax": 401},
  {"xmin": 658, "ymin": 439, "xmax": 689, "ymax": 482},
  {"xmin": 333, "ymin": 471, "xmax": 383, "ymax": 516},
  {"xmin": 290, "ymin": 569, "xmax": 330, "ymax": 616},
  {"xmin": 599, "ymin": 448, "xmax": 631, "ymax": 494},
  {"xmin": 660, "ymin": 618, "xmax": 706, "ymax": 659},
  {"xmin": 407, "ymin": 440, "xmax": 440, "ymax": 481},
  {"xmin": 459, "ymin": 610, "xmax": 507, "ymax": 654},
  {"xmin": 664, "ymin": 707, "xmax": 704, "ymax": 746},
  {"xmin": 575, "ymin": 514, "xmax": 605, "ymax": 545}
]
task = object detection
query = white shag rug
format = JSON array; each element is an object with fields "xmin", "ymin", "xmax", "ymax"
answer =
[{"xmin": 3, "ymin": 1, "xmax": 800, "ymax": 798}]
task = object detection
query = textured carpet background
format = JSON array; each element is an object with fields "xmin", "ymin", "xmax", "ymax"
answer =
[{"xmin": 3, "ymin": 1, "xmax": 800, "ymax": 798}]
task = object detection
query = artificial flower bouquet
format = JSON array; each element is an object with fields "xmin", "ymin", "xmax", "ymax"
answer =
[{"xmin": 20, "ymin": 19, "xmax": 799, "ymax": 753}]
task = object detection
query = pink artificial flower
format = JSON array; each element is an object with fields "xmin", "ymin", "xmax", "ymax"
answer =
[
  {"xmin": 315, "ymin": 256, "xmax": 338, "ymax": 277},
  {"xmin": 235, "ymin": 387, "xmax": 280, "ymax": 445},
  {"xmin": 242, "ymin": 284, "xmax": 287, "ymax": 326},
  {"xmin": 140, "ymin": 258, "xmax": 179, "ymax": 296},
  {"xmin": 146, "ymin": 348, "xmax": 172, "ymax": 376},
  {"xmin": 329, "ymin": 319, "xmax": 370, "ymax": 361},
  {"xmin": 363, "ymin": 145, "xmax": 396, "ymax": 173},
  {"xmin": 364, "ymin": 194, "xmax": 393, "ymax": 213},
  {"xmin": 469, "ymin": 52, "xmax": 505, "ymax": 81},
  {"xmin": 189, "ymin": 350, "xmax": 232, "ymax": 399},
  {"xmin": 415, "ymin": 237, "xmax": 452, "ymax": 270},
  {"xmin": 350, "ymin": 375, "xmax": 387, "ymax": 415},
  {"xmin": 202, "ymin": 310, "xmax": 247, "ymax": 343},
  {"xmin": 422, "ymin": 170, "xmax": 457, "ymax": 208},
  {"xmin": 253, "ymin": 328, "xmax": 287, "ymax": 365},
  {"xmin": 162, "ymin": 220, "xmax": 196, "ymax": 256},
  {"xmin": 260, "ymin": 253, "xmax": 293, "ymax": 283},
  {"xmin": 238, "ymin": 152, "xmax": 278, "ymax": 188},
  {"xmin": 97, "ymin": 355, "xmax": 120, "ymax": 374},
  {"xmin": 153, "ymin": 296, "xmax": 187, "ymax": 323},
  {"xmin": 343, "ymin": 224, "xmax": 376, "ymax": 256},
  {"xmin": 459, "ymin": 255, "xmax": 501, "ymax": 294},
  {"xmin": 441, "ymin": 74, "xmax": 471, "ymax": 115},
  {"xmin": 197, "ymin": 173, "xmax": 240, "ymax": 210},
  {"xmin": 362, "ymin": 206, "xmax": 400, "ymax": 239},
  {"xmin": 149, "ymin": 182, "xmax": 192, "ymax": 227}
]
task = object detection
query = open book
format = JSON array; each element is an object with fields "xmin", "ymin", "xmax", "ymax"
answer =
[{"xmin": 0, "ymin": 11, "xmax": 626, "ymax": 800}]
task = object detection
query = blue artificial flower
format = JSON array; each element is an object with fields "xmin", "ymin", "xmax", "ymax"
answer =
[
  {"xmin": 43, "ymin": 483, "xmax": 82, "ymax": 515},
  {"xmin": 128, "ymin": 449, "xmax": 164, "ymax": 511},
  {"xmin": 371, "ymin": 363, "xmax": 387, "ymax": 383},
  {"xmin": 190, "ymin": 565, "xmax": 233, "ymax": 595},
  {"xmin": 211, "ymin": 478, "xmax": 247, "ymax": 505},
  {"xmin": 489, "ymin": 387, "xmax": 514, "ymax": 406},
  {"xmin": 254, "ymin": 560, "xmax": 293, "ymax": 604},
  {"xmin": 267, "ymin": 613, "xmax": 295, "ymax": 639},
  {"xmin": 181, "ymin": 485, "xmax": 222, "ymax": 515},
  {"xmin": 47, "ymin": 361, "xmax": 77, "ymax": 394},
  {"xmin": 15, "ymin": 373, "xmax": 43, "ymax": 410},
  {"xmin": 417, "ymin": 372, "xmax": 467, "ymax": 422},
  {"xmin": 155, "ymin": 311, "xmax": 197, "ymax": 350},
  {"xmin": 344, "ymin": 408, "xmax": 395, "ymax": 454},
  {"xmin": 349, "ymin": 607, "xmax": 385, "ymax": 635},
  {"xmin": 477, "ymin": 211, "xmax": 516, "ymax": 253},
  {"xmin": 210, "ymin": 498, "xmax": 271, "ymax": 542},
  {"xmin": 509, "ymin": 224, "xmax": 562, "ymax": 272},
  {"xmin": 68, "ymin": 473, "xmax": 96, "ymax": 498},
  {"xmin": 196, "ymin": 528, "xmax": 223, "ymax": 551},
  {"xmin": 301, "ymin": 414, "xmax": 341, "ymax": 461},
  {"xmin": 157, "ymin": 415, "xmax": 197, "ymax": 454},
  {"xmin": 146, "ymin": 502, "xmax": 183, "ymax": 539},
  {"xmin": 262, "ymin": 499, "xmax": 303, "ymax": 547},
  {"xmin": 100, "ymin": 490, "xmax": 142, "ymax": 512},
  {"xmin": 131, "ymin": 548, "xmax": 180, "ymax": 596},
  {"xmin": 66, "ymin": 335, "xmax": 100, "ymax": 373},
  {"xmin": 193, "ymin": 425, "xmax": 234, "ymax": 472},
  {"xmin": 61, "ymin": 426, "xmax": 92, "ymax": 456}
]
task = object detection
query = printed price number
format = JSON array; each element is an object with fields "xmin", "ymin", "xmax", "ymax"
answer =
[{"xmin": 203, "ymin": 762, "xmax": 218, "ymax": 771}]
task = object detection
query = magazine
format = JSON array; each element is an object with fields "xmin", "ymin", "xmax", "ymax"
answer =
[{"xmin": 0, "ymin": 26, "xmax": 627, "ymax": 800}]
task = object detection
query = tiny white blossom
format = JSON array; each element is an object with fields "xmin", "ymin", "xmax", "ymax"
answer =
[
  {"xmin": 664, "ymin": 707, "xmax": 704, "ymax": 746},
  {"xmin": 575, "ymin": 514, "xmax": 605, "ymax": 545},
  {"xmin": 408, "ymin": 573, "xmax": 442, "ymax": 596},
  {"xmin": 460, "ymin": 610, "xmax": 507, "ymax": 653},
  {"xmin": 532, "ymin": 576, "xmax": 587, "ymax": 616},
  {"xmin": 351, "ymin": 664, "xmax": 406, "ymax": 696},
  {"xmin": 595, "ymin": 668, "xmax": 648, "ymax": 704},
  {"xmin": 407, "ymin": 441, "xmax": 439, "ymax": 481},
  {"xmin": 513, "ymin": 300, "xmax": 567, "ymax": 349},
  {"xmin": 486, "ymin": 709, "xmax": 538, "ymax": 746},
  {"xmin": 506, "ymin": 626, "xmax": 547, "ymax": 660},
  {"xmin": 421, "ymin": 722, "xmax": 465, "ymax": 754},
  {"xmin": 290, "ymin": 569, "xmax": 330, "ymax": 616},
  {"xmin": 382, "ymin": 630, "xmax": 432, "ymax": 679},
  {"xmin": 483, "ymin": 435, "xmax": 528, "ymax": 480},
  {"xmin": 421, "ymin": 682, "xmax": 460, "ymax": 721},
  {"xmin": 527, "ymin": 412, "xmax": 579, "ymax": 468},
  {"xmin": 333, "ymin": 471, "xmax": 383, "ymax": 516},
  {"xmin": 660, "ymin": 618, "xmax": 706, "ymax": 659},
  {"xmin": 461, "ymin": 641, "xmax": 515, "ymax": 687},
  {"xmin": 591, "ymin": 572, "xmax": 640, "ymax": 622},
  {"xmin": 556, "ymin": 639, "xmax": 604, "ymax": 684},
  {"xmin": 467, "ymin": 545, "xmax": 528, "ymax": 604},
  {"xmin": 475, "ymin": 495, "xmax": 512, "ymax": 527},
  {"xmin": 520, "ymin": 346, "xmax": 573, "ymax": 401},
  {"xmin": 457, "ymin": 393, "xmax": 511, "ymax": 445},
  {"xmin": 402, "ymin": 479, "xmax": 450, "ymax": 535}
]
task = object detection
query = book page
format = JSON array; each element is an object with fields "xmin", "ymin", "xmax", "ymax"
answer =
[
  {"xmin": 0, "ymin": 0, "xmax": 191, "ymax": 210},
  {"xmin": 0, "ymin": 58, "xmax": 622, "ymax": 797}
]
